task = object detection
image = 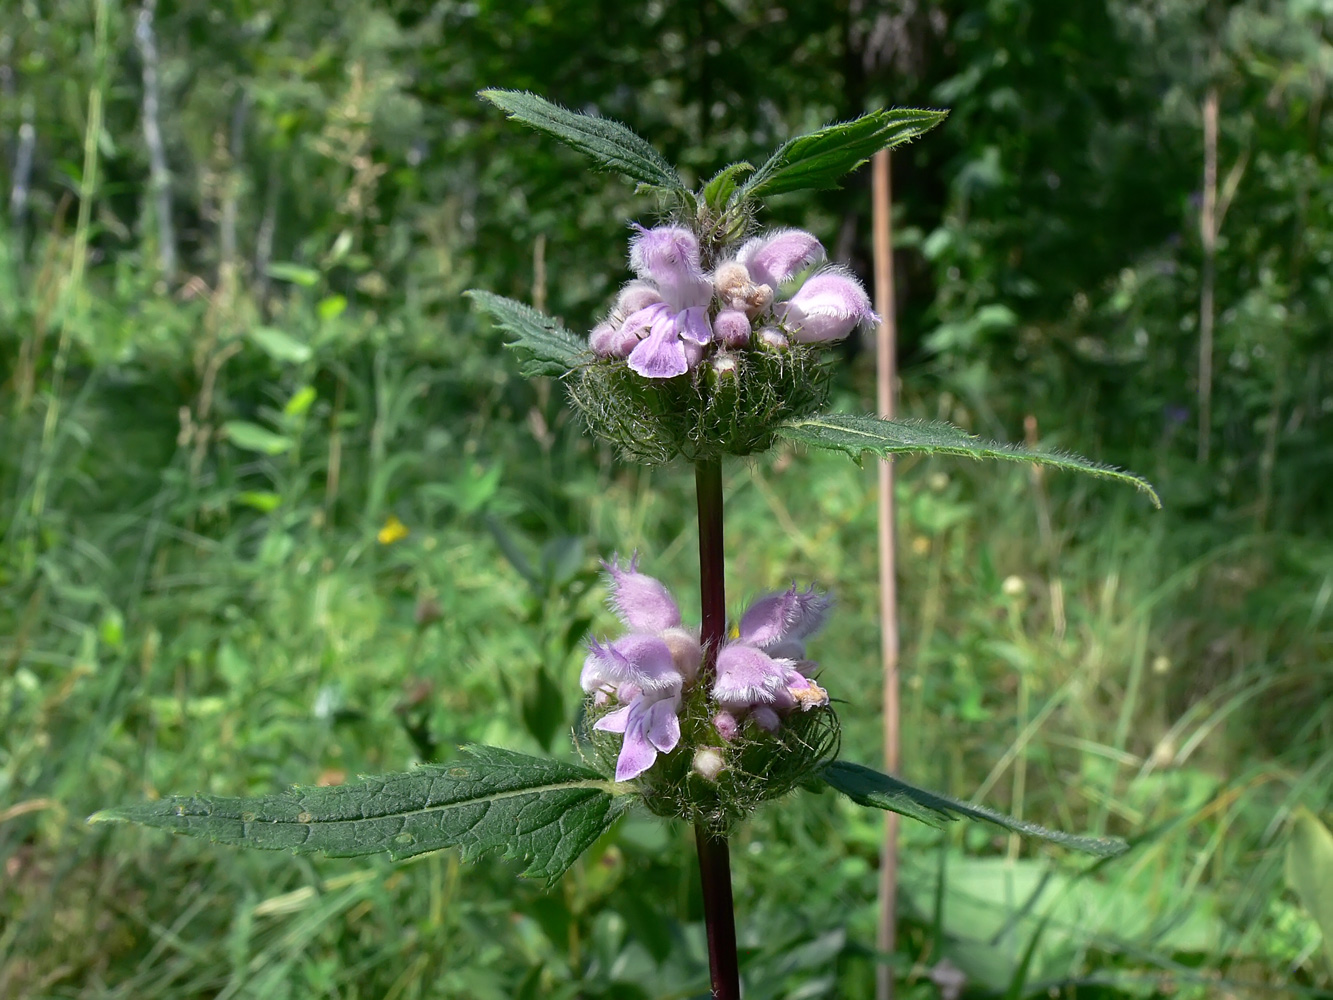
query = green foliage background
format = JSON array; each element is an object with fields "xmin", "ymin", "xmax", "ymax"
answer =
[{"xmin": 2, "ymin": 0, "xmax": 1331, "ymax": 996}]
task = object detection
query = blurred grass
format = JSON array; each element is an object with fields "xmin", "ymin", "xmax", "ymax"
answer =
[{"xmin": 3, "ymin": 227, "xmax": 1332, "ymax": 999}]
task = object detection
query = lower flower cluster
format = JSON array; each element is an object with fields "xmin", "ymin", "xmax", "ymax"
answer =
[{"xmin": 581, "ymin": 556, "xmax": 831, "ymax": 783}]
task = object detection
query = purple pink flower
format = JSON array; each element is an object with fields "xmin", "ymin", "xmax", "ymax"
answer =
[
  {"xmin": 711, "ymin": 585, "xmax": 832, "ymax": 738},
  {"xmin": 589, "ymin": 225, "xmax": 875, "ymax": 378},
  {"xmin": 581, "ymin": 557, "xmax": 701, "ymax": 780},
  {"xmin": 583, "ymin": 557, "xmax": 835, "ymax": 779}
]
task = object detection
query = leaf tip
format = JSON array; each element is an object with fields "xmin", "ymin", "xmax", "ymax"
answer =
[{"xmin": 87, "ymin": 808, "xmax": 125, "ymax": 825}]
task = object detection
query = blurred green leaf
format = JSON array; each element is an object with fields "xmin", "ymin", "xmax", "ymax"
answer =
[
  {"xmin": 521, "ymin": 667, "xmax": 566, "ymax": 752},
  {"xmin": 223, "ymin": 421, "xmax": 293, "ymax": 456},
  {"xmin": 265, "ymin": 262, "xmax": 320, "ymax": 287},
  {"xmin": 284, "ymin": 386, "xmax": 318, "ymax": 418},
  {"xmin": 318, "ymin": 295, "xmax": 348, "ymax": 321},
  {"xmin": 236, "ymin": 490, "xmax": 282, "ymax": 512},
  {"xmin": 821, "ymin": 760, "xmax": 1128, "ymax": 856},
  {"xmin": 248, "ymin": 326, "xmax": 313, "ymax": 364},
  {"xmin": 480, "ymin": 89, "xmax": 684, "ymax": 193},
  {"xmin": 1286, "ymin": 807, "xmax": 1333, "ymax": 975},
  {"xmin": 777, "ymin": 414, "xmax": 1160, "ymax": 507},
  {"xmin": 93, "ymin": 746, "xmax": 630, "ymax": 885}
]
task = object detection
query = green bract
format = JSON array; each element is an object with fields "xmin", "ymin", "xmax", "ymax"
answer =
[
  {"xmin": 570, "ymin": 347, "xmax": 832, "ymax": 465},
  {"xmin": 586, "ymin": 687, "xmax": 841, "ymax": 836}
]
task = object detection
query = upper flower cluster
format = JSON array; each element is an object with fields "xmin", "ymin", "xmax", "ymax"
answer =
[
  {"xmin": 590, "ymin": 226, "xmax": 877, "ymax": 379},
  {"xmin": 581, "ymin": 557, "xmax": 831, "ymax": 781}
]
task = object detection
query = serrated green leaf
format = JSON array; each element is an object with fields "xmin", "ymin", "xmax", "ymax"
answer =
[
  {"xmin": 700, "ymin": 161, "xmax": 754, "ymax": 209},
  {"xmin": 465, "ymin": 289, "xmax": 588, "ymax": 378},
  {"xmin": 91, "ymin": 746, "xmax": 630, "ymax": 885},
  {"xmin": 480, "ymin": 89, "xmax": 684, "ymax": 193},
  {"xmin": 821, "ymin": 760, "xmax": 1127, "ymax": 858},
  {"xmin": 1286, "ymin": 807, "xmax": 1333, "ymax": 975},
  {"xmin": 222, "ymin": 420, "xmax": 293, "ymax": 456},
  {"xmin": 742, "ymin": 107, "xmax": 948, "ymax": 200},
  {"xmin": 776, "ymin": 413, "xmax": 1160, "ymax": 507}
]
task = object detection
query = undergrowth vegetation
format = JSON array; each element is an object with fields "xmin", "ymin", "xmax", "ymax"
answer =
[{"xmin": 3, "ymin": 0, "xmax": 1332, "ymax": 996}]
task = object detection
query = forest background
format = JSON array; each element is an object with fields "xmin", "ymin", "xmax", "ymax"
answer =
[{"xmin": 2, "ymin": 0, "xmax": 1332, "ymax": 997}]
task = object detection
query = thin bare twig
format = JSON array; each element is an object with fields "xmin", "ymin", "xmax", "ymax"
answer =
[
  {"xmin": 873, "ymin": 148, "xmax": 901, "ymax": 1000},
  {"xmin": 134, "ymin": 0, "xmax": 178, "ymax": 281},
  {"xmin": 1197, "ymin": 83, "xmax": 1219, "ymax": 464}
]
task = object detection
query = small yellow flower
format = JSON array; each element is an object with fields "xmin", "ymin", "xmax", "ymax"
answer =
[{"xmin": 377, "ymin": 515, "xmax": 410, "ymax": 545}]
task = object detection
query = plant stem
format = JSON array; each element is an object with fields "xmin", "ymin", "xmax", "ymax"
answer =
[
  {"xmin": 693, "ymin": 457, "xmax": 740, "ymax": 1000},
  {"xmin": 694, "ymin": 823, "xmax": 740, "ymax": 999}
]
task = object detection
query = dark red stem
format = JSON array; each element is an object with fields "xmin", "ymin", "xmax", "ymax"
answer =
[{"xmin": 693, "ymin": 458, "xmax": 740, "ymax": 999}]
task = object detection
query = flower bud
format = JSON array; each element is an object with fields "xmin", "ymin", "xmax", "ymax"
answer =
[
  {"xmin": 757, "ymin": 327, "xmax": 788, "ymax": 351},
  {"xmin": 713, "ymin": 309, "xmax": 752, "ymax": 349},
  {"xmin": 713, "ymin": 710, "xmax": 740, "ymax": 742},
  {"xmin": 737, "ymin": 229, "xmax": 826, "ymax": 288},
  {"xmin": 780, "ymin": 270, "xmax": 877, "ymax": 343},
  {"xmin": 692, "ymin": 746, "xmax": 725, "ymax": 781},
  {"xmin": 590, "ymin": 321, "xmax": 638, "ymax": 358}
]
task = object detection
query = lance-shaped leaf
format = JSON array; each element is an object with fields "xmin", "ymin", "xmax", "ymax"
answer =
[
  {"xmin": 466, "ymin": 290, "xmax": 588, "ymax": 378},
  {"xmin": 91, "ymin": 746, "xmax": 631, "ymax": 885},
  {"xmin": 777, "ymin": 413, "xmax": 1160, "ymax": 507},
  {"xmin": 480, "ymin": 89, "xmax": 685, "ymax": 194},
  {"xmin": 821, "ymin": 760, "xmax": 1127, "ymax": 858},
  {"xmin": 741, "ymin": 107, "xmax": 947, "ymax": 200}
]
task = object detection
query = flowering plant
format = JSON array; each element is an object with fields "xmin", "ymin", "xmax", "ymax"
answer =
[{"xmin": 96, "ymin": 91, "xmax": 1158, "ymax": 997}]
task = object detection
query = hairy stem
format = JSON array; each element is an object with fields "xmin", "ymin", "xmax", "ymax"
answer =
[{"xmin": 693, "ymin": 457, "xmax": 739, "ymax": 999}]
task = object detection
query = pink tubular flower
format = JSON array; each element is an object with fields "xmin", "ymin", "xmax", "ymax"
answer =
[
  {"xmin": 710, "ymin": 585, "xmax": 832, "ymax": 738},
  {"xmin": 777, "ymin": 268, "xmax": 878, "ymax": 343},
  {"xmin": 591, "ymin": 281, "xmax": 665, "ymax": 358},
  {"xmin": 582, "ymin": 557, "xmax": 702, "ymax": 780},
  {"xmin": 735, "ymin": 229, "xmax": 826, "ymax": 289},
  {"xmin": 618, "ymin": 226, "xmax": 715, "ymax": 379}
]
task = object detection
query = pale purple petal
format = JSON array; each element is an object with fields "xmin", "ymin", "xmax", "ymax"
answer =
[
  {"xmin": 604, "ymin": 556, "xmax": 682, "ymax": 632},
  {"xmin": 642, "ymin": 698, "xmax": 681, "ymax": 753},
  {"xmin": 613, "ymin": 722, "xmax": 659, "ymax": 781},
  {"xmin": 660, "ymin": 626, "xmax": 703, "ymax": 682},
  {"xmin": 674, "ymin": 306, "xmax": 713, "ymax": 346},
  {"xmin": 621, "ymin": 301, "xmax": 671, "ymax": 339},
  {"xmin": 712, "ymin": 644, "xmax": 787, "ymax": 708},
  {"xmin": 714, "ymin": 309, "xmax": 751, "ymax": 349},
  {"xmin": 584, "ymin": 635, "xmax": 681, "ymax": 693},
  {"xmin": 737, "ymin": 229, "xmax": 826, "ymax": 288},
  {"xmin": 594, "ymin": 703, "xmax": 633, "ymax": 734},
  {"xmin": 751, "ymin": 707, "xmax": 782, "ymax": 732},
  {"xmin": 628, "ymin": 225, "xmax": 712, "ymax": 311},
  {"xmin": 779, "ymin": 270, "xmax": 878, "ymax": 343},
  {"xmin": 627, "ymin": 314, "xmax": 688, "ymax": 378},
  {"xmin": 739, "ymin": 586, "xmax": 833, "ymax": 648},
  {"xmin": 683, "ymin": 339, "xmax": 705, "ymax": 369}
]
